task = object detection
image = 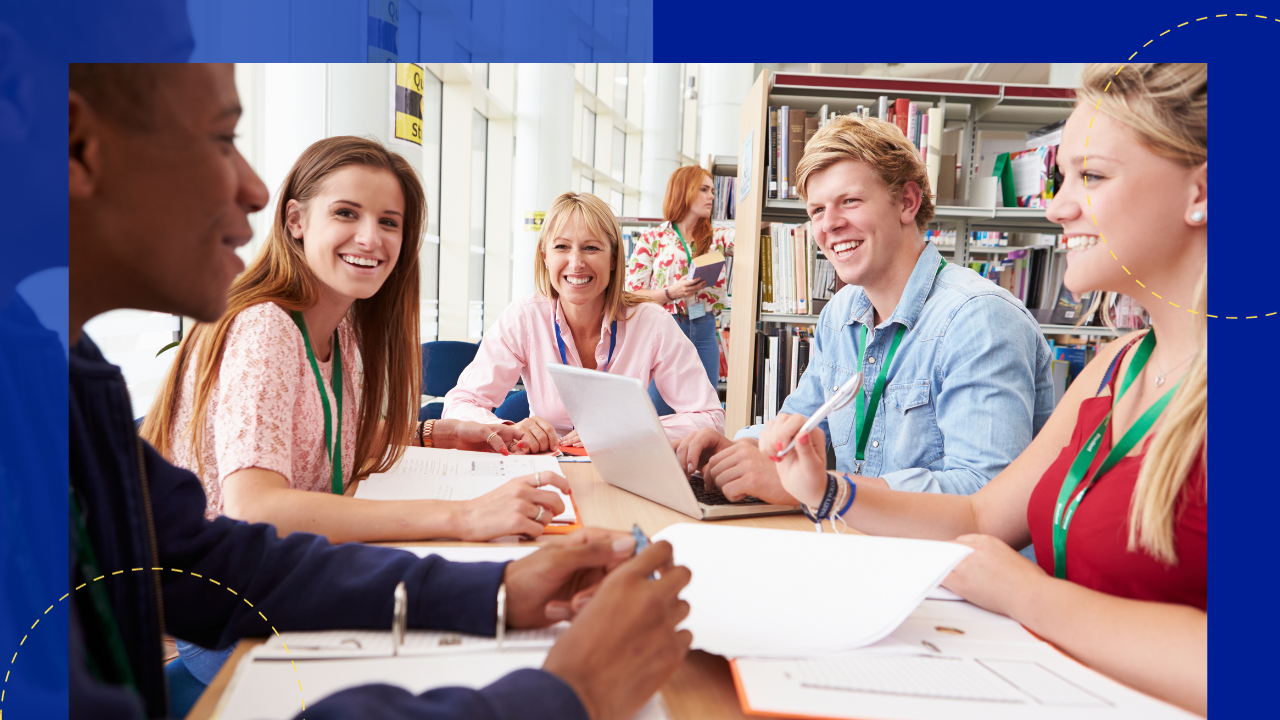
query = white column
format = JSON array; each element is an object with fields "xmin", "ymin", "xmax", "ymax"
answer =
[
  {"xmin": 698, "ymin": 63, "xmax": 754, "ymax": 162},
  {"xmin": 511, "ymin": 63, "xmax": 575, "ymax": 301},
  {"xmin": 640, "ymin": 63, "xmax": 681, "ymax": 217},
  {"xmin": 1049, "ymin": 63, "xmax": 1085, "ymax": 88}
]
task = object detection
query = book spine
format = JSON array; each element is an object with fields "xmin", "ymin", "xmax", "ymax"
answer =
[
  {"xmin": 779, "ymin": 107, "xmax": 790, "ymax": 203},
  {"xmin": 925, "ymin": 108, "xmax": 944, "ymax": 200},
  {"xmin": 906, "ymin": 102, "xmax": 919, "ymax": 148},
  {"xmin": 768, "ymin": 108, "xmax": 778, "ymax": 198},
  {"xmin": 788, "ymin": 111, "xmax": 805, "ymax": 199},
  {"xmin": 894, "ymin": 98, "xmax": 910, "ymax": 138},
  {"xmin": 877, "ymin": 95, "xmax": 889, "ymax": 120}
]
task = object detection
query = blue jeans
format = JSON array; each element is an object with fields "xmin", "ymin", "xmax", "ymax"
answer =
[
  {"xmin": 649, "ymin": 312, "xmax": 720, "ymax": 416},
  {"xmin": 175, "ymin": 639, "xmax": 236, "ymax": 685}
]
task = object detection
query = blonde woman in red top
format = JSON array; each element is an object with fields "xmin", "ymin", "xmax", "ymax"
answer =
[
  {"xmin": 762, "ymin": 63, "xmax": 1207, "ymax": 716},
  {"xmin": 625, "ymin": 166, "xmax": 734, "ymax": 415}
]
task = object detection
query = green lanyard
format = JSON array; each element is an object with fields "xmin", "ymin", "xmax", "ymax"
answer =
[
  {"xmin": 852, "ymin": 258, "xmax": 946, "ymax": 467},
  {"xmin": 70, "ymin": 489, "xmax": 139, "ymax": 693},
  {"xmin": 289, "ymin": 311, "xmax": 344, "ymax": 495},
  {"xmin": 1051, "ymin": 331, "xmax": 1181, "ymax": 579},
  {"xmin": 671, "ymin": 223, "xmax": 695, "ymax": 268}
]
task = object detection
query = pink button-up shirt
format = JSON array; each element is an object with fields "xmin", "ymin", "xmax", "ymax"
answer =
[{"xmin": 443, "ymin": 294, "xmax": 724, "ymax": 439}]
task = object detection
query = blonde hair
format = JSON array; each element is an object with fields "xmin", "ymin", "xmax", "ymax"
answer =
[
  {"xmin": 663, "ymin": 165, "xmax": 714, "ymax": 255},
  {"xmin": 142, "ymin": 136, "xmax": 425, "ymax": 483},
  {"xmin": 532, "ymin": 192, "xmax": 651, "ymax": 323},
  {"xmin": 795, "ymin": 115, "xmax": 934, "ymax": 231},
  {"xmin": 1078, "ymin": 63, "xmax": 1208, "ymax": 565}
]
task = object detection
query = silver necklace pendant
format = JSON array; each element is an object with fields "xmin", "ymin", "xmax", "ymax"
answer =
[{"xmin": 1155, "ymin": 373, "xmax": 1166, "ymax": 387}]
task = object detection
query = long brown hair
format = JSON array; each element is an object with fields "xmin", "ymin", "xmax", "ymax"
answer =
[
  {"xmin": 1078, "ymin": 63, "xmax": 1207, "ymax": 564},
  {"xmin": 662, "ymin": 165, "xmax": 715, "ymax": 255},
  {"xmin": 142, "ymin": 136, "xmax": 425, "ymax": 483},
  {"xmin": 532, "ymin": 192, "xmax": 651, "ymax": 324}
]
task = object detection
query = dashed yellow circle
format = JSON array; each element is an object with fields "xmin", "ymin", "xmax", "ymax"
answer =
[
  {"xmin": 3, "ymin": 567, "xmax": 310, "ymax": 719},
  {"xmin": 1089, "ymin": 15, "xmax": 1267, "ymax": 319}
]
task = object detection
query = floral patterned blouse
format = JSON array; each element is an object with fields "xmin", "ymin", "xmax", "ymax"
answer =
[{"xmin": 625, "ymin": 221, "xmax": 735, "ymax": 314}]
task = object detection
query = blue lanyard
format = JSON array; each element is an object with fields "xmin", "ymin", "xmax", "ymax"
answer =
[{"xmin": 554, "ymin": 310, "xmax": 618, "ymax": 372}]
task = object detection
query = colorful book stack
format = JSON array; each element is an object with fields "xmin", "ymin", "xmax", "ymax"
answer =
[{"xmin": 758, "ymin": 222, "xmax": 835, "ymax": 316}]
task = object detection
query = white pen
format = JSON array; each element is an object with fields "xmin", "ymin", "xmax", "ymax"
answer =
[{"xmin": 772, "ymin": 372, "xmax": 863, "ymax": 459}]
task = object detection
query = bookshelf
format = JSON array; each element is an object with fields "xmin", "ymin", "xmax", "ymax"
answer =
[{"xmin": 725, "ymin": 70, "xmax": 1096, "ymax": 437}]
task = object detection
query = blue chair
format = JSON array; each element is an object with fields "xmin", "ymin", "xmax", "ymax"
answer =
[
  {"xmin": 494, "ymin": 389, "xmax": 530, "ymax": 423},
  {"xmin": 419, "ymin": 341, "xmax": 480, "ymax": 421},
  {"xmin": 164, "ymin": 656, "xmax": 206, "ymax": 718}
]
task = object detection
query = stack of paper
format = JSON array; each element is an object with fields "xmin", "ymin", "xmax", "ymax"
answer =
[
  {"xmin": 731, "ymin": 599, "xmax": 1201, "ymax": 719},
  {"xmin": 354, "ymin": 447, "xmax": 577, "ymax": 526},
  {"xmin": 650, "ymin": 524, "xmax": 972, "ymax": 658}
]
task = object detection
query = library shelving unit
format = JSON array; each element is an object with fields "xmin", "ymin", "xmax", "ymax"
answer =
[{"xmin": 725, "ymin": 70, "xmax": 1093, "ymax": 436}]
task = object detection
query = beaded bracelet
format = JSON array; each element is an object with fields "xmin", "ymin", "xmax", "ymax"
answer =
[{"xmin": 800, "ymin": 472, "xmax": 840, "ymax": 530}]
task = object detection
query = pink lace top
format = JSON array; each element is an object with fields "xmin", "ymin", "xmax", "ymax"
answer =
[{"xmin": 167, "ymin": 302, "xmax": 362, "ymax": 520}]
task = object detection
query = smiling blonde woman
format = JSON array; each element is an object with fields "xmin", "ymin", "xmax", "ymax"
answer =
[{"xmin": 444, "ymin": 191, "xmax": 724, "ymax": 450}]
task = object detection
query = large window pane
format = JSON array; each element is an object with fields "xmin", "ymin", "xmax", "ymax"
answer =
[
  {"xmin": 583, "ymin": 63, "xmax": 597, "ymax": 94},
  {"xmin": 615, "ymin": 62, "xmax": 628, "ymax": 117},
  {"xmin": 420, "ymin": 67, "xmax": 442, "ymax": 342},
  {"xmin": 470, "ymin": 110, "xmax": 488, "ymax": 340},
  {"xmin": 611, "ymin": 127, "xmax": 625, "ymax": 182},
  {"xmin": 582, "ymin": 108, "xmax": 596, "ymax": 167}
]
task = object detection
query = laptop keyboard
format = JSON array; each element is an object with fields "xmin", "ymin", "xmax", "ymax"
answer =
[{"xmin": 688, "ymin": 474, "xmax": 766, "ymax": 506}]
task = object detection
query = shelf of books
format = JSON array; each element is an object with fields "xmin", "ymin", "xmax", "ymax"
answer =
[{"xmin": 724, "ymin": 70, "xmax": 1146, "ymax": 436}]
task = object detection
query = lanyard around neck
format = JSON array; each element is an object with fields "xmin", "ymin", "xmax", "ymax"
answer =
[
  {"xmin": 554, "ymin": 305, "xmax": 618, "ymax": 373},
  {"xmin": 852, "ymin": 257, "xmax": 946, "ymax": 462},
  {"xmin": 671, "ymin": 223, "xmax": 695, "ymax": 268},
  {"xmin": 1051, "ymin": 331, "xmax": 1181, "ymax": 579},
  {"xmin": 290, "ymin": 310, "xmax": 344, "ymax": 495},
  {"xmin": 70, "ymin": 489, "xmax": 139, "ymax": 692}
]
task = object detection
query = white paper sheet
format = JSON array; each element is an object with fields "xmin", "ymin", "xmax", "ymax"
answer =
[
  {"xmin": 650, "ymin": 524, "xmax": 972, "ymax": 658},
  {"xmin": 384, "ymin": 445, "xmax": 563, "ymax": 478},
  {"xmin": 732, "ymin": 600, "xmax": 1200, "ymax": 720},
  {"xmin": 355, "ymin": 447, "xmax": 574, "ymax": 523},
  {"xmin": 356, "ymin": 473, "xmax": 575, "ymax": 523},
  {"xmin": 216, "ymin": 647, "xmax": 672, "ymax": 720}
]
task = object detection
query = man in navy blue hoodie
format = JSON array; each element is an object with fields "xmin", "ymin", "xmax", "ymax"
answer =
[{"xmin": 68, "ymin": 63, "xmax": 694, "ymax": 720}]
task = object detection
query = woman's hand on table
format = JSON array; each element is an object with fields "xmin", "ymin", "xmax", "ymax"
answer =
[
  {"xmin": 560, "ymin": 429, "xmax": 583, "ymax": 448},
  {"xmin": 511, "ymin": 415, "xmax": 560, "ymax": 454},
  {"xmin": 435, "ymin": 419, "xmax": 522, "ymax": 454},
  {"xmin": 452, "ymin": 472, "xmax": 570, "ymax": 541},
  {"xmin": 942, "ymin": 533, "xmax": 1047, "ymax": 619}
]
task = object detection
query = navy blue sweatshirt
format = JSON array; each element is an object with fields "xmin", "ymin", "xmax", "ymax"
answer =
[{"xmin": 69, "ymin": 334, "xmax": 589, "ymax": 720}]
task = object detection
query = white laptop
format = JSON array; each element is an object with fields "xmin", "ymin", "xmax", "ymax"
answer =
[{"xmin": 546, "ymin": 364, "xmax": 800, "ymax": 520}]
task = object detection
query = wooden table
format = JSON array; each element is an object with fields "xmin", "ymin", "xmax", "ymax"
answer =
[{"xmin": 188, "ymin": 462, "xmax": 818, "ymax": 720}]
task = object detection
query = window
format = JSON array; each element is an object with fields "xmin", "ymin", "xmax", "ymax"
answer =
[
  {"xmin": 581, "ymin": 107, "xmax": 596, "ymax": 167},
  {"xmin": 470, "ymin": 110, "xmax": 488, "ymax": 340},
  {"xmin": 420, "ymin": 67, "xmax": 443, "ymax": 342},
  {"xmin": 611, "ymin": 126, "xmax": 625, "ymax": 182},
  {"xmin": 475, "ymin": 63, "xmax": 489, "ymax": 89},
  {"xmin": 614, "ymin": 63, "xmax": 628, "ymax": 117},
  {"xmin": 610, "ymin": 189, "xmax": 624, "ymax": 216},
  {"xmin": 583, "ymin": 63, "xmax": 598, "ymax": 95}
]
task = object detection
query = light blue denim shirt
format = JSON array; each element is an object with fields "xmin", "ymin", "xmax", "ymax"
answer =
[{"xmin": 739, "ymin": 242, "xmax": 1055, "ymax": 495}]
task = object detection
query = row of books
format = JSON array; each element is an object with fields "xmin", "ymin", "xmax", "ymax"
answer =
[
  {"xmin": 759, "ymin": 222, "xmax": 836, "ymax": 315},
  {"xmin": 712, "ymin": 175, "xmax": 737, "ymax": 221},
  {"xmin": 752, "ymin": 325, "xmax": 814, "ymax": 424},
  {"xmin": 967, "ymin": 248, "xmax": 1063, "ymax": 319},
  {"xmin": 766, "ymin": 107, "xmax": 819, "ymax": 200}
]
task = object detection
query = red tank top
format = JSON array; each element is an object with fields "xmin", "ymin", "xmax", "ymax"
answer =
[{"xmin": 1027, "ymin": 338, "xmax": 1207, "ymax": 611}]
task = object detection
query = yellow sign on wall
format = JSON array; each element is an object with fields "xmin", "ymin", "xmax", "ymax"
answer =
[
  {"xmin": 394, "ymin": 63, "xmax": 424, "ymax": 145},
  {"xmin": 525, "ymin": 211, "xmax": 546, "ymax": 233}
]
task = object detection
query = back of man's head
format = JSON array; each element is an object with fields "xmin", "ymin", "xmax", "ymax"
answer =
[{"xmin": 795, "ymin": 115, "xmax": 935, "ymax": 231}]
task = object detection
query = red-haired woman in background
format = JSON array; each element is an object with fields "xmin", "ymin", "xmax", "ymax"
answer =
[{"xmin": 625, "ymin": 166, "xmax": 734, "ymax": 416}]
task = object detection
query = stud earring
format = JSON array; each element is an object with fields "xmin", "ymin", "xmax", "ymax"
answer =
[{"xmin": 1191, "ymin": 210, "xmax": 1205, "ymax": 223}]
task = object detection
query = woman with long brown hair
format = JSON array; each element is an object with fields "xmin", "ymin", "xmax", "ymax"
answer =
[
  {"xmin": 141, "ymin": 137, "xmax": 567, "ymax": 551},
  {"xmin": 443, "ymin": 191, "xmax": 724, "ymax": 450},
  {"xmin": 625, "ymin": 165, "xmax": 734, "ymax": 416},
  {"xmin": 762, "ymin": 63, "xmax": 1207, "ymax": 715}
]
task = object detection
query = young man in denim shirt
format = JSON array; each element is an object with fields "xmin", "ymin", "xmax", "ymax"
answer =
[{"xmin": 677, "ymin": 115, "xmax": 1054, "ymax": 505}]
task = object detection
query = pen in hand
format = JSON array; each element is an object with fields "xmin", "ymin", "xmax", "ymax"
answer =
[
  {"xmin": 772, "ymin": 372, "xmax": 863, "ymax": 460},
  {"xmin": 631, "ymin": 524, "xmax": 658, "ymax": 581}
]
